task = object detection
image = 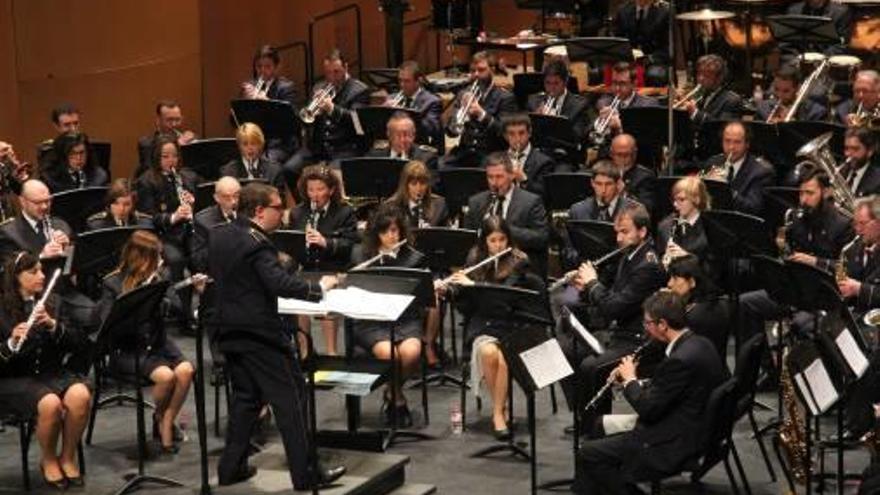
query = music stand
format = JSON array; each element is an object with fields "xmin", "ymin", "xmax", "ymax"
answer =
[
  {"xmin": 340, "ymin": 157, "xmax": 407, "ymax": 202},
  {"xmin": 543, "ymin": 173, "xmax": 592, "ymax": 213},
  {"xmin": 51, "ymin": 187, "xmax": 108, "ymax": 233},
  {"xmin": 181, "ymin": 138, "xmax": 238, "ymax": 182},
  {"xmin": 620, "ymin": 107, "xmax": 693, "ymax": 166},
  {"xmin": 703, "ymin": 179, "xmax": 734, "ymax": 211},
  {"xmin": 766, "ymin": 15, "xmax": 840, "ymax": 55},
  {"xmin": 763, "ymin": 187, "xmax": 799, "ymax": 231},
  {"xmin": 438, "ymin": 168, "xmax": 488, "ymax": 216},
  {"xmin": 777, "ymin": 122, "xmax": 846, "ymax": 167},
  {"xmin": 95, "ymin": 281, "xmax": 184, "ymax": 495},
  {"xmin": 72, "ymin": 226, "xmax": 150, "ymax": 276},
  {"xmin": 230, "ymin": 99, "xmax": 300, "ymax": 144},
  {"xmin": 355, "ymin": 106, "xmax": 421, "ymax": 142},
  {"xmin": 530, "ymin": 114, "xmax": 583, "ymax": 165},
  {"xmin": 270, "ymin": 229, "xmax": 309, "ymax": 266},
  {"xmin": 559, "ymin": 37, "xmax": 634, "ymax": 65},
  {"xmin": 565, "ymin": 220, "xmax": 616, "ymax": 261},
  {"xmin": 91, "ymin": 141, "xmax": 112, "ymax": 176}
]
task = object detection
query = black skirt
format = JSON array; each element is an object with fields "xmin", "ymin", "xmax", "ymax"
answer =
[
  {"xmin": 111, "ymin": 338, "xmax": 186, "ymax": 378},
  {"xmin": 0, "ymin": 372, "xmax": 90, "ymax": 417},
  {"xmin": 352, "ymin": 316, "xmax": 423, "ymax": 350}
]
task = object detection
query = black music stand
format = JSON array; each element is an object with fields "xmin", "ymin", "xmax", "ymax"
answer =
[
  {"xmin": 193, "ymin": 291, "xmax": 212, "ymax": 495},
  {"xmin": 560, "ymin": 37, "xmax": 634, "ymax": 65},
  {"xmin": 73, "ymin": 226, "xmax": 150, "ymax": 276},
  {"xmin": 194, "ymin": 178, "xmax": 266, "ymax": 213},
  {"xmin": 777, "ymin": 122, "xmax": 846, "ymax": 166},
  {"xmin": 530, "ymin": 114, "xmax": 583, "ymax": 165},
  {"xmin": 543, "ymin": 173, "xmax": 592, "ymax": 213},
  {"xmin": 565, "ymin": 220, "xmax": 616, "ymax": 260},
  {"xmin": 457, "ymin": 284, "xmax": 555, "ymax": 495},
  {"xmin": 356, "ymin": 106, "xmax": 421, "ymax": 142},
  {"xmin": 95, "ymin": 281, "xmax": 184, "ymax": 495},
  {"xmin": 51, "ymin": 187, "xmax": 108, "ymax": 233},
  {"xmin": 703, "ymin": 179, "xmax": 734, "ymax": 211},
  {"xmin": 91, "ymin": 141, "xmax": 112, "ymax": 176},
  {"xmin": 766, "ymin": 15, "xmax": 840, "ymax": 55},
  {"xmin": 340, "ymin": 157, "xmax": 407, "ymax": 202},
  {"xmin": 344, "ymin": 270, "xmax": 434, "ymax": 449},
  {"xmin": 230, "ymin": 99, "xmax": 300, "ymax": 144},
  {"xmin": 438, "ymin": 168, "xmax": 488, "ymax": 217},
  {"xmin": 763, "ymin": 187, "xmax": 799, "ymax": 231},
  {"xmin": 180, "ymin": 138, "xmax": 238, "ymax": 182},
  {"xmin": 413, "ymin": 226, "xmax": 478, "ymax": 369},
  {"xmin": 270, "ymin": 229, "xmax": 309, "ymax": 266},
  {"xmin": 620, "ymin": 107, "xmax": 692, "ymax": 167}
]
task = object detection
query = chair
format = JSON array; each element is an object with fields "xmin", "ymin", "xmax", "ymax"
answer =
[
  {"xmin": 2, "ymin": 407, "xmax": 86, "ymax": 491},
  {"xmin": 732, "ymin": 333, "xmax": 777, "ymax": 482}
]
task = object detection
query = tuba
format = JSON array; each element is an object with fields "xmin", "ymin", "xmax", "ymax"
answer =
[{"xmin": 797, "ymin": 132, "xmax": 855, "ymax": 215}]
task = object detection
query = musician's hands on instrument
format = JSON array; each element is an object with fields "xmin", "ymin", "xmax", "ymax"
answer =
[
  {"xmin": 192, "ymin": 273, "xmax": 210, "ymax": 294},
  {"xmin": 319, "ymin": 275, "xmax": 338, "ymax": 293},
  {"xmin": 177, "ymin": 130, "xmax": 196, "ymax": 146},
  {"xmin": 433, "ymin": 279, "xmax": 448, "ymax": 296},
  {"xmin": 10, "ymin": 322, "xmax": 28, "ymax": 345},
  {"xmin": 172, "ymin": 203, "xmax": 193, "ymax": 225},
  {"xmin": 616, "ymin": 355, "xmax": 637, "ymax": 383},
  {"xmin": 838, "ymin": 277, "xmax": 861, "ymax": 298},
  {"xmin": 41, "ymin": 240, "xmax": 65, "ymax": 258},
  {"xmin": 787, "ymin": 251, "xmax": 817, "ymax": 267},
  {"xmin": 318, "ymin": 96, "xmax": 335, "ymax": 115},
  {"xmin": 512, "ymin": 166, "xmax": 527, "ymax": 184},
  {"xmin": 242, "ymin": 82, "xmax": 258, "ymax": 99},
  {"xmin": 449, "ymin": 271, "xmax": 474, "ymax": 286},
  {"xmin": 576, "ymin": 262, "xmax": 597, "ymax": 287},
  {"xmin": 684, "ymin": 99, "xmax": 697, "ymax": 117},
  {"xmin": 665, "ymin": 241, "xmax": 689, "ymax": 261},
  {"xmin": 306, "ymin": 226, "xmax": 327, "ymax": 248},
  {"xmin": 51, "ymin": 230, "xmax": 70, "ymax": 250},
  {"xmin": 33, "ymin": 303, "xmax": 55, "ymax": 331},
  {"xmin": 467, "ymin": 98, "xmax": 485, "ymax": 120}
]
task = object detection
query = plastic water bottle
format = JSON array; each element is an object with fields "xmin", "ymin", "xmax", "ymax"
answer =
[{"xmin": 450, "ymin": 402, "xmax": 463, "ymax": 436}]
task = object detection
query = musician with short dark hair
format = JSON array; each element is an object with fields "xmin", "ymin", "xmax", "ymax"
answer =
[
  {"xmin": 526, "ymin": 59, "xmax": 589, "ymax": 142},
  {"xmin": 702, "ymin": 121, "xmax": 775, "ymax": 216},
  {"xmin": 681, "ymin": 55, "xmax": 744, "ymax": 126},
  {"xmin": 390, "ymin": 60, "xmax": 443, "ymax": 151},
  {"xmin": 594, "ymin": 63, "xmax": 659, "ymax": 141},
  {"xmin": 87, "ymin": 178, "xmax": 153, "ymax": 230},
  {"xmin": 501, "ymin": 113, "xmax": 558, "ymax": 197},
  {"xmin": 136, "ymin": 100, "xmax": 197, "ymax": 178},
  {"xmin": 756, "ymin": 65, "xmax": 827, "ymax": 123},
  {"xmin": 843, "ymin": 127, "xmax": 880, "ymax": 199},
  {"xmin": 42, "ymin": 132, "xmax": 108, "ymax": 194},
  {"xmin": 37, "ymin": 103, "xmax": 82, "ymax": 175}
]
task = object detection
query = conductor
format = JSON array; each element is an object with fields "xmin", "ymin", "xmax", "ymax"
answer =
[{"xmin": 208, "ymin": 182, "xmax": 345, "ymax": 490}]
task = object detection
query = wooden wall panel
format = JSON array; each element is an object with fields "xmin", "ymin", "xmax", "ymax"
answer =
[{"xmin": 0, "ymin": 0, "xmax": 21, "ymax": 144}]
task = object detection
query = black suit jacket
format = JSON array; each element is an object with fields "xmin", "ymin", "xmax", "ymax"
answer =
[
  {"xmin": 86, "ymin": 210, "xmax": 154, "ymax": 231},
  {"xmin": 692, "ymin": 89, "xmax": 745, "ymax": 126},
  {"xmin": 0, "ymin": 293, "xmax": 80, "ymax": 377},
  {"xmin": 192, "ymin": 205, "xmax": 236, "ymax": 273},
  {"xmin": 785, "ymin": 202, "xmax": 855, "ymax": 272},
  {"xmin": 288, "ymin": 201, "xmax": 358, "ymax": 271},
  {"xmin": 463, "ymin": 187, "xmax": 549, "ymax": 273},
  {"xmin": 0, "ymin": 214, "xmax": 74, "ymax": 259},
  {"xmin": 613, "ymin": 1, "xmax": 670, "ymax": 62},
  {"xmin": 562, "ymin": 195, "xmax": 641, "ymax": 270},
  {"xmin": 526, "ymin": 91, "xmax": 590, "ymax": 142},
  {"xmin": 309, "ymin": 77, "xmax": 372, "ymax": 155},
  {"xmin": 261, "ymin": 77, "xmax": 297, "ymax": 105},
  {"xmin": 516, "ymin": 147, "xmax": 557, "ymax": 198},
  {"xmin": 623, "ymin": 164, "xmax": 656, "ymax": 213},
  {"xmin": 135, "ymin": 169, "xmax": 199, "ymax": 234},
  {"xmin": 386, "ymin": 195, "xmax": 449, "ymax": 228},
  {"xmin": 409, "ymin": 88, "xmax": 444, "ymax": 150},
  {"xmin": 136, "ymin": 131, "xmax": 199, "ymax": 179},
  {"xmin": 43, "ymin": 165, "xmax": 109, "ymax": 194},
  {"xmin": 841, "ymin": 236, "xmax": 880, "ymax": 311},
  {"xmin": 623, "ymin": 331, "xmax": 726, "ymax": 474},
  {"xmin": 583, "ymin": 241, "xmax": 667, "ymax": 336},
  {"xmin": 656, "ymin": 214, "xmax": 711, "ymax": 264},
  {"xmin": 755, "ymin": 98, "xmax": 827, "ymax": 122},
  {"xmin": 703, "ymin": 153, "xmax": 775, "ymax": 216},
  {"xmin": 851, "ymin": 163, "xmax": 880, "ymax": 198},
  {"xmin": 220, "ymin": 157, "xmax": 285, "ymax": 191},
  {"xmin": 366, "ymin": 145, "xmax": 439, "ymax": 172},
  {"xmin": 449, "ymin": 83, "xmax": 518, "ymax": 154},
  {"xmin": 686, "ymin": 297, "xmax": 731, "ymax": 360}
]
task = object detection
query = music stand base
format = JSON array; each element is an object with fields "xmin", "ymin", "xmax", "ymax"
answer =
[
  {"xmin": 470, "ymin": 441, "xmax": 531, "ymax": 461},
  {"xmin": 384, "ymin": 429, "xmax": 435, "ymax": 450},
  {"xmin": 409, "ymin": 371, "xmax": 467, "ymax": 389},
  {"xmin": 537, "ymin": 477, "xmax": 574, "ymax": 491},
  {"xmin": 97, "ymin": 394, "xmax": 155, "ymax": 410},
  {"xmin": 115, "ymin": 473, "xmax": 183, "ymax": 495}
]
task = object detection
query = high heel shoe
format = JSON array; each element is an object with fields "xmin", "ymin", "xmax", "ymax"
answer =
[
  {"xmin": 41, "ymin": 463, "xmax": 68, "ymax": 491},
  {"xmin": 61, "ymin": 465, "xmax": 84, "ymax": 488}
]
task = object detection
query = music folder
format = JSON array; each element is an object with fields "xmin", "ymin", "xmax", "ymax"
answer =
[
  {"xmin": 787, "ymin": 341, "xmax": 841, "ymax": 416},
  {"xmin": 816, "ymin": 309, "xmax": 870, "ymax": 381},
  {"xmin": 566, "ymin": 308, "xmax": 604, "ymax": 355}
]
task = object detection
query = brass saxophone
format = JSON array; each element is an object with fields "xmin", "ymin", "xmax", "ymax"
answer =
[{"xmin": 778, "ymin": 353, "xmax": 810, "ymax": 485}]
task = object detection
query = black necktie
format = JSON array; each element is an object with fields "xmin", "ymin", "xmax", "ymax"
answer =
[
  {"xmin": 726, "ymin": 163, "xmax": 735, "ymax": 183},
  {"xmin": 35, "ymin": 221, "xmax": 47, "ymax": 245},
  {"xmin": 494, "ymin": 196, "xmax": 505, "ymax": 217},
  {"xmin": 403, "ymin": 97, "xmax": 413, "ymax": 108},
  {"xmin": 636, "ymin": 8, "xmax": 644, "ymax": 31},
  {"xmin": 598, "ymin": 204, "xmax": 611, "ymax": 222}
]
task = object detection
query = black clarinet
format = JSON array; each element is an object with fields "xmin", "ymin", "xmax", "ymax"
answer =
[{"xmin": 582, "ymin": 339, "xmax": 652, "ymax": 413}]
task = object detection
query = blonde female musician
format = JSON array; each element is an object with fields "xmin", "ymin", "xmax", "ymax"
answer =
[
  {"xmin": 436, "ymin": 216, "xmax": 542, "ymax": 440},
  {"xmin": 94, "ymin": 230, "xmax": 198, "ymax": 454},
  {"xmin": 350, "ymin": 205, "xmax": 427, "ymax": 427},
  {"xmin": 0, "ymin": 252, "xmax": 90, "ymax": 489},
  {"xmin": 655, "ymin": 176, "xmax": 711, "ymax": 269}
]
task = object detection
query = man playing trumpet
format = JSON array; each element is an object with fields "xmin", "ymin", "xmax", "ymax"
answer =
[
  {"xmin": 386, "ymin": 60, "xmax": 443, "ymax": 152},
  {"xmin": 757, "ymin": 65, "xmax": 827, "ymax": 123},
  {"xmin": 526, "ymin": 59, "xmax": 589, "ymax": 143}
]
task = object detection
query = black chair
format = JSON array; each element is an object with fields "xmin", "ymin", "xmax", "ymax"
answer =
[
  {"xmin": 733, "ymin": 333, "xmax": 777, "ymax": 483},
  {"xmin": 1, "ymin": 408, "xmax": 86, "ymax": 491}
]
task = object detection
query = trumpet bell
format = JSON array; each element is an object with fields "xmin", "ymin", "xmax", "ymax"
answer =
[{"xmin": 864, "ymin": 309, "xmax": 880, "ymax": 327}]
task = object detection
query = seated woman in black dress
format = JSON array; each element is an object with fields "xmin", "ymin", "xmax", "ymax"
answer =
[
  {"xmin": 436, "ymin": 216, "xmax": 542, "ymax": 440},
  {"xmin": 350, "ymin": 205, "xmax": 426, "ymax": 427},
  {"xmin": 666, "ymin": 254, "xmax": 730, "ymax": 360},
  {"xmin": 43, "ymin": 132, "xmax": 109, "ymax": 194},
  {"xmin": 94, "ymin": 230, "xmax": 197, "ymax": 453},
  {"xmin": 0, "ymin": 251, "xmax": 91, "ymax": 489},
  {"xmin": 385, "ymin": 160, "xmax": 448, "ymax": 366}
]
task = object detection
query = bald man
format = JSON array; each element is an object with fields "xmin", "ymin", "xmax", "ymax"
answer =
[
  {"xmin": 192, "ymin": 176, "xmax": 241, "ymax": 272},
  {"xmin": 0, "ymin": 179, "xmax": 73, "ymax": 259},
  {"xmin": 610, "ymin": 134, "xmax": 656, "ymax": 212}
]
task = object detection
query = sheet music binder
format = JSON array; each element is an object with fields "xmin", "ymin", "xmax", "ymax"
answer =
[
  {"xmin": 816, "ymin": 309, "xmax": 870, "ymax": 381},
  {"xmin": 787, "ymin": 341, "xmax": 842, "ymax": 416}
]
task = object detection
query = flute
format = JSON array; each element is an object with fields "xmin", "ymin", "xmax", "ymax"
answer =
[
  {"xmin": 351, "ymin": 240, "xmax": 408, "ymax": 270},
  {"xmin": 548, "ymin": 245, "xmax": 628, "ymax": 292},
  {"xmin": 582, "ymin": 339, "xmax": 651, "ymax": 413},
  {"xmin": 172, "ymin": 273, "xmax": 213, "ymax": 291},
  {"xmin": 440, "ymin": 247, "xmax": 513, "ymax": 285},
  {"xmin": 10, "ymin": 268, "xmax": 62, "ymax": 353}
]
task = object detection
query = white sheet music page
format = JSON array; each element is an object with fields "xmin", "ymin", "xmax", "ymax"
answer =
[
  {"xmin": 519, "ymin": 339, "xmax": 574, "ymax": 390},
  {"xmin": 804, "ymin": 359, "xmax": 838, "ymax": 414},
  {"xmin": 835, "ymin": 328, "xmax": 869, "ymax": 378},
  {"xmin": 324, "ymin": 286, "xmax": 414, "ymax": 321},
  {"xmin": 277, "ymin": 297, "xmax": 328, "ymax": 316},
  {"xmin": 568, "ymin": 312, "xmax": 604, "ymax": 355},
  {"xmin": 793, "ymin": 372, "xmax": 820, "ymax": 416}
]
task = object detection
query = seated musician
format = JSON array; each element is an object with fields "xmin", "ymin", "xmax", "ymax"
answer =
[
  {"xmin": 844, "ymin": 127, "xmax": 880, "ymax": 199},
  {"xmin": 463, "ymin": 152, "xmax": 549, "ymax": 275},
  {"xmin": 192, "ymin": 176, "xmax": 240, "ymax": 270},
  {"xmin": 0, "ymin": 141, "xmax": 34, "ymax": 218},
  {"xmin": 574, "ymin": 290, "xmax": 725, "ymax": 495},
  {"xmin": 594, "ymin": 62, "xmax": 659, "ymax": 145},
  {"xmin": 656, "ymin": 176, "xmax": 712, "ymax": 271},
  {"xmin": 501, "ymin": 113, "xmax": 559, "ymax": 197},
  {"xmin": 559, "ymin": 202, "xmax": 667, "ymax": 431},
  {"xmin": 610, "ymin": 134, "xmax": 655, "ymax": 212},
  {"xmin": 612, "ymin": 0, "xmax": 670, "ymax": 66},
  {"xmin": 435, "ymin": 216, "xmax": 542, "ymax": 440},
  {"xmin": 0, "ymin": 252, "xmax": 91, "ymax": 490},
  {"xmin": 0, "ymin": 179, "xmax": 73, "ymax": 262},
  {"xmin": 837, "ymin": 70, "xmax": 879, "ymax": 127},
  {"xmin": 136, "ymin": 100, "xmax": 197, "ymax": 178},
  {"xmin": 289, "ymin": 165, "xmax": 357, "ymax": 356},
  {"xmin": 37, "ymin": 103, "xmax": 82, "ymax": 175},
  {"xmin": 42, "ymin": 132, "xmax": 109, "ymax": 193},
  {"xmin": 739, "ymin": 165, "xmax": 855, "ymax": 340},
  {"xmin": 349, "ymin": 205, "xmax": 427, "ymax": 427},
  {"xmin": 283, "ymin": 49, "xmax": 371, "ymax": 190},
  {"xmin": 367, "ymin": 112, "xmax": 438, "ymax": 172},
  {"xmin": 680, "ymin": 55, "xmax": 744, "ymax": 126},
  {"xmin": 388, "ymin": 60, "xmax": 443, "ymax": 152},
  {"xmin": 785, "ymin": 0, "xmax": 852, "ymax": 56},
  {"xmin": 757, "ymin": 65, "xmax": 827, "ymax": 123},
  {"xmin": 441, "ymin": 51, "xmax": 517, "ymax": 169},
  {"xmin": 526, "ymin": 59, "xmax": 589, "ymax": 143},
  {"xmin": 220, "ymin": 122, "xmax": 285, "ymax": 191},
  {"xmin": 702, "ymin": 121, "xmax": 775, "ymax": 216},
  {"xmin": 666, "ymin": 255, "xmax": 731, "ymax": 359},
  {"xmin": 94, "ymin": 230, "xmax": 198, "ymax": 454},
  {"xmin": 239, "ymin": 44, "xmax": 299, "ymax": 163},
  {"xmin": 87, "ymin": 178, "xmax": 154, "ymax": 230},
  {"xmin": 385, "ymin": 160, "xmax": 448, "ymax": 229}
]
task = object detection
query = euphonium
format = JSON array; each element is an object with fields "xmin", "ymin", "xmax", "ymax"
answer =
[
  {"xmin": 299, "ymin": 84, "xmax": 337, "ymax": 124},
  {"xmin": 778, "ymin": 353, "xmax": 810, "ymax": 485},
  {"xmin": 797, "ymin": 132, "xmax": 855, "ymax": 215}
]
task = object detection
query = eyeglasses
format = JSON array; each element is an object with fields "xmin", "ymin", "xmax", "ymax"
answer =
[{"xmin": 642, "ymin": 319, "xmax": 657, "ymax": 328}]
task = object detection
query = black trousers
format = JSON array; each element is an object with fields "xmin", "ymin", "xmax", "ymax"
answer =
[
  {"xmin": 218, "ymin": 345, "xmax": 311, "ymax": 489},
  {"xmin": 574, "ymin": 431, "xmax": 640, "ymax": 495}
]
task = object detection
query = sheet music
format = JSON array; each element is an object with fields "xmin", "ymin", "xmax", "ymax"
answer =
[
  {"xmin": 314, "ymin": 371, "xmax": 380, "ymax": 397},
  {"xmin": 279, "ymin": 286, "xmax": 414, "ymax": 321},
  {"xmin": 518, "ymin": 339, "xmax": 574, "ymax": 390},
  {"xmin": 835, "ymin": 328, "xmax": 869, "ymax": 378},
  {"xmin": 351, "ymin": 111, "xmax": 364, "ymax": 136},
  {"xmin": 804, "ymin": 358, "xmax": 838, "ymax": 413},
  {"xmin": 793, "ymin": 372, "xmax": 820, "ymax": 416},
  {"xmin": 277, "ymin": 297, "xmax": 328, "ymax": 316},
  {"xmin": 568, "ymin": 312, "xmax": 604, "ymax": 355}
]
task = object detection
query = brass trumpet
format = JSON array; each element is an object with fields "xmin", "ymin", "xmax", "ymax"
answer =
[
  {"xmin": 590, "ymin": 95, "xmax": 620, "ymax": 145},
  {"xmin": 448, "ymin": 80, "xmax": 484, "ymax": 137},
  {"xmin": 673, "ymin": 84, "xmax": 703, "ymax": 110},
  {"xmin": 386, "ymin": 91, "xmax": 406, "ymax": 107},
  {"xmin": 299, "ymin": 84, "xmax": 337, "ymax": 124}
]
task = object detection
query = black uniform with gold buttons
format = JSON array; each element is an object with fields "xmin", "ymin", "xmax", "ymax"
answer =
[
  {"xmin": 785, "ymin": 202, "xmax": 855, "ymax": 273},
  {"xmin": 86, "ymin": 210, "xmax": 154, "ymax": 231}
]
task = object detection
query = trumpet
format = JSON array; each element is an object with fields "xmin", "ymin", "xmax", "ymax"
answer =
[
  {"xmin": 701, "ymin": 153, "xmax": 733, "ymax": 182},
  {"xmin": 439, "ymin": 247, "xmax": 513, "ymax": 286},
  {"xmin": 864, "ymin": 308, "xmax": 880, "ymax": 327},
  {"xmin": 10, "ymin": 268, "xmax": 62, "ymax": 353},
  {"xmin": 582, "ymin": 339, "xmax": 651, "ymax": 413},
  {"xmin": 351, "ymin": 240, "xmax": 408, "ymax": 270},
  {"xmin": 386, "ymin": 91, "xmax": 407, "ymax": 108},
  {"xmin": 673, "ymin": 84, "xmax": 703, "ymax": 109},
  {"xmin": 448, "ymin": 80, "xmax": 484, "ymax": 137},
  {"xmin": 299, "ymin": 84, "xmax": 337, "ymax": 124},
  {"xmin": 549, "ymin": 245, "xmax": 628, "ymax": 292},
  {"xmin": 590, "ymin": 95, "xmax": 620, "ymax": 145},
  {"xmin": 540, "ymin": 93, "xmax": 564, "ymax": 116}
]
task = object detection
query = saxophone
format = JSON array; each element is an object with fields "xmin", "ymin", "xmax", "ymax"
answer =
[{"xmin": 778, "ymin": 353, "xmax": 810, "ymax": 485}]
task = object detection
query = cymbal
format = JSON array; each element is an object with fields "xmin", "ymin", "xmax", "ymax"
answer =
[
  {"xmin": 835, "ymin": 0, "xmax": 880, "ymax": 4},
  {"xmin": 677, "ymin": 9, "xmax": 736, "ymax": 21}
]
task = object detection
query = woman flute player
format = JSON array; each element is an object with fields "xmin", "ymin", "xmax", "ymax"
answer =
[{"xmin": 0, "ymin": 252, "xmax": 90, "ymax": 490}]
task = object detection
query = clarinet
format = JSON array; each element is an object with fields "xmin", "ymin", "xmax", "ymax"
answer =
[
  {"xmin": 305, "ymin": 202, "xmax": 321, "ymax": 266},
  {"xmin": 582, "ymin": 339, "xmax": 652, "ymax": 413},
  {"xmin": 483, "ymin": 192, "xmax": 500, "ymax": 220},
  {"xmin": 171, "ymin": 168, "xmax": 193, "ymax": 227}
]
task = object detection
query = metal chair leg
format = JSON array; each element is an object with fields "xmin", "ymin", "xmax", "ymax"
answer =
[{"xmin": 748, "ymin": 409, "xmax": 777, "ymax": 481}]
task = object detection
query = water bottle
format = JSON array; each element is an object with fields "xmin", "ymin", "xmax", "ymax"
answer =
[{"xmin": 449, "ymin": 402, "xmax": 463, "ymax": 436}]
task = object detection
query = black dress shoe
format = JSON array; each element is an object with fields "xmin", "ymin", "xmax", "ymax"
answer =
[
  {"xmin": 297, "ymin": 463, "xmax": 346, "ymax": 490},
  {"xmin": 494, "ymin": 427, "xmax": 512, "ymax": 442},
  {"xmin": 41, "ymin": 464, "xmax": 68, "ymax": 491},
  {"xmin": 218, "ymin": 465, "xmax": 257, "ymax": 486},
  {"xmin": 390, "ymin": 404, "xmax": 413, "ymax": 428}
]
